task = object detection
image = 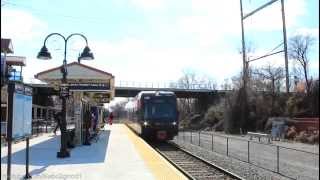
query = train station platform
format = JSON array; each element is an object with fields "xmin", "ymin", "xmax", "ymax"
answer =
[{"xmin": 1, "ymin": 124, "xmax": 187, "ymax": 180}]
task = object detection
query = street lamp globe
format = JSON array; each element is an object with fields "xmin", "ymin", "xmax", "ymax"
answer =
[
  {"xmin": 37, "ymin": 45, "xmax": 52, "ymax": 60},
  {"xmin": 78, "ymin": 46, "xmax": 94, "ymax": 60}
]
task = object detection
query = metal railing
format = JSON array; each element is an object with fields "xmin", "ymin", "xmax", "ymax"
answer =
[
  {"xmin": 177, "ymin": 130, "xmax": 319, "ymax": 180},
  {"xmin": 116, "ymin": 81, "xmax": 217, "ymax": 90},
  {"xmin": 31, "ymin": 105, "xmax": 61, "ymax": 136},
  {"xmin": 1, "ymin": 105, "xmax": 69, "ymax": 145}
]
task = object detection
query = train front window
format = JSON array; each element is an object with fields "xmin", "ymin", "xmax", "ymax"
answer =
[{"xmin": 144, "ymin": 102, "xmax": 176, "ymax": 119}]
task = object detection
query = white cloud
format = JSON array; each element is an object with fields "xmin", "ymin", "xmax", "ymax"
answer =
[
  {"xmin": 172, "ymin": 0, "xmax": 306, "ymax": 51},
  {"xmin": 1, "ymin": 9, "xmax": 48, "ymax": 42},
  {"xmin": 129, "ymin": 0, "xmax": 168, "ymax": 10},
  {"xmin": 23, "ymin": 57, "xmax": 66, "ymax": 83},
  {"xmin": 180, "ymin": 0, "xmax": 306, "ymax": 39},
  {"xmin": 309, "ymin": 60, "xmax": 319, "ymax": 78},
  {"xmin": 80, "ymin": 38, "xmax": 187, "ymax": 81},
  {"xmin": 1, "ymin": 8, "xmax": 51, "ymax": 83},
  {"xmin": 244, "ymin": 0, "xmax": 306, "ymax": 31},
  {"xmin": 293, "ymin": 27, "xmax": 319, "ymax": 38},
  {"xmin": 77, "ymin": 37, "xmax": 244, "ymax": 86},
  {"xmin": 184, "ymin": 0, "xmax": 236, "ymax": 35},
  {"xmin": 177, "ymin": 15, "xmax": 239, "ymax": 48},
  {"xmin": 9, "ymin": 0, "xmax": 314, "ymax": 88}
]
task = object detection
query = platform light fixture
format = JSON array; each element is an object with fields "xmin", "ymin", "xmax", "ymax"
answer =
[{"xmin": 37, "ymin": 33, "xmax": 94, "ymax": 158}]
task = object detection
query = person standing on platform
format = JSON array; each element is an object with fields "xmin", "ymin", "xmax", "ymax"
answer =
[
  {"xmin": 83, "ymin": 110, "xmax": 92, "ymax": 145},
  {"xmin": 108, "ymin": 112, "xmax": 114, "ymax": 125},
  {"xmin": 91, "ymin": 112, "xmax": 97, "ymax": 132},
  {"xmin": 53, "ymin": 112, "xmax": 62, "ymax": 135}
]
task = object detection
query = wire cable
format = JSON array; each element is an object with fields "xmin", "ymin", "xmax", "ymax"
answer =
[
  {"xmin": 248, "ymin": 42, "xmax": 284, "ymax": 62},
  {"xmin": 2, "ymin": 1, "xmax": 109, "ymax": 24}
]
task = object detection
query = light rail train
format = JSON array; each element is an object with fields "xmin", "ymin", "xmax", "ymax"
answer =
[{"xmin": 126, "ymin": 91, "xmax": 179, "ymax": 141}]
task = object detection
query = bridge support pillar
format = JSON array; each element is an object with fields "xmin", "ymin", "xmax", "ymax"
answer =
[{"xmin": 195, "ymin": 93, "xmax": 215, "ymax": 114}]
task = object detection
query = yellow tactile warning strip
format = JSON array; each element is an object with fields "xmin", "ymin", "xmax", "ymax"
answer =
[{"xmin": 123, "ymin": 124, "xmax": 188, "ymax": 180}]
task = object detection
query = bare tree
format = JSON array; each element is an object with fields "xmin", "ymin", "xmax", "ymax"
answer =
[
  {"xmin": 288, "ymin": 35, "xmax": 315, "ymax": 95},
  {"xmin": 231, "ymin": 73, "xmax": 243, "ymax": 90},
  {"xmin": 251, "ymin": 64, "xmax": 285, "ymax": 115},
  {"xmin": 177, "ymin": 71, "xmax": 198, "ymax": 114},
  {"xmin": 176, "ymin": 70, "xmax": 197, "ymax": 115},
  {"xmin": 238, "ymin": 41, "xmax": 256, "ymax": 89},
  {"xmin": 177, "ymin": 70, "xmax": 198, "ymax": 89},
  {"xmin": 221, "ymin": 78, "xmax": 232, "ymax": 90},
  {"xmin": 252, "ymin": 64, "xmax": 285, "ymax": 93},
  {"xmin": 176, "ymin": 70, "xmax": 216, "ymax": 121},
  {"xmin": 110, "ymin": 99, "xmax": 129, "ymax": 119}
]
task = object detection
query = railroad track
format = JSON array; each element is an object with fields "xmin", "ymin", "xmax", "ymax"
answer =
[{"xmin": 152, "ymin": 141, "xmax": 243, "ymax": 180}]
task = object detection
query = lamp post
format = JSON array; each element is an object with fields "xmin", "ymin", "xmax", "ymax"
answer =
[{"xmin": 37, "ymin": 33, "xmax": 94, "ymax": 158}]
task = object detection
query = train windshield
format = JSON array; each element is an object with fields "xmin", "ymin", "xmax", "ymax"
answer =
[{"xmin": 143, "ymin": 98, "xmax": 176, "ymax": 120}]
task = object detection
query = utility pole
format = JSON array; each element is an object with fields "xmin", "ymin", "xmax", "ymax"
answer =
[
  {"xmin": 240, "ymin": 0, "xmax": 289, "ymax": 93},
  {"xmin": 240, "ymin": 0, "xmax": 247, "ymax": 89},
  {"xmin": 281, "ymin": 0, "xmax": 290, "ymax": 93},
  {"xmin": 239, "ymin": 0, "xmax": 248, "ymax": 134}
]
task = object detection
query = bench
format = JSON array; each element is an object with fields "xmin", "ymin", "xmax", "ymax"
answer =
[{"xmin": 248, "ymin": 132, "xmax": 271, "ymax": 143}]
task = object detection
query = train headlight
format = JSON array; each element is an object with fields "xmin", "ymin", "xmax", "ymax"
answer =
[
  {"xmin": 172, "ymin": 121, "xmax": 177, "ymax": 126},
  {"xmin": 143, "ymin": 121, "xmax": 148, "ymax": 126}
]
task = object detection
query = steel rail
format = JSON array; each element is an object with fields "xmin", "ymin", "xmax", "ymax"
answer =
[{"xmin": 151, "ymin": 141, "xmax": 243, "ymax": 180}]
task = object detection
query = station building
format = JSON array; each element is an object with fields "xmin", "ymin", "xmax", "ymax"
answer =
[{"xmin": 34, "ymin": 62, "xmax": 115, "ymax": 145}]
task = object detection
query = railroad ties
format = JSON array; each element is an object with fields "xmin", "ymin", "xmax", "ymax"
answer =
[{"xmin": 152, "ymin": 142, "xmax": 242, "ymax": 180}]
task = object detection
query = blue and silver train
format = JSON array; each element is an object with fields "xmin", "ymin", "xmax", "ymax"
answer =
[{"xmin": 126, "ymin": 91, "xmax": 179, "ymax": 141}]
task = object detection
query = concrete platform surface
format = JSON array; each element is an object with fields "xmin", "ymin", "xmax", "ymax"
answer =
[{"xmin": 1, "ymin": 124, "xmax": 187, "ymax": 180}]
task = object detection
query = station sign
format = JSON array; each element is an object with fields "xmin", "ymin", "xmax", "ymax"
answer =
[
  {"xmin": 92, "ymin": 93, "xmax": 110, "ymax": 103},
  {"xmin": 9, "ymin": 83, "xmax": 33, "ymax": 139},
  {"xmin": 60, "ymin": 83, "xmax": 69, "ymax": 97},
  {"xmin": 97, "ymin": 103, "xmax": 105, "ymax": 107},
  {"xmin": 94, "ymin": 98, "xmax": 110, "ymax": 104}
]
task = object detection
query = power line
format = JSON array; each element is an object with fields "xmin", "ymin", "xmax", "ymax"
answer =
[
  {"xmin": 248, "ymin": 42, "xmax": 284, "ymax": 63},
  {"xmin": 243, "ymin": 0, "xmax": 278, "ymax": 19},
  {"xmin": 248, "ymin": 50, "xmax": 283, "ymax": 63},
  {"xmin": 268, "ymin": 42, "xmax": 284, "ymax": 54},
  {"xmin": 3, "ymin": 1, "xmax": 110, "ymax": 24}
]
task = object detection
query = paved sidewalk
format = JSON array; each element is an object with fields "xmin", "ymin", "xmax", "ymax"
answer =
[{"xmin": 1, "ymin": 124, "xmax": 155, "ymax": 180}]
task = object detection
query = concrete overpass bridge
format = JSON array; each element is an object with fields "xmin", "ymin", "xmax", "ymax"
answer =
[
  {"xmin": 29, "ymin": 80, "xmax": 232, "ymax": 112},
  {"xmin": 114, "ymin": 81, "xmax": 232, "ymax": 113},
  {"xmin": 114, "ymin": 81, "xmax": 222, "ymax": 98}
]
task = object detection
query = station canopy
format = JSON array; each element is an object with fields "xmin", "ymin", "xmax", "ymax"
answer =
[
  {"xmin": 1, "ymin": 38, "xmax": 14, "ymax": 54},
  {"xmin": 35, "ymin": 62, "xmax": 115, "ymax": 104},
  {"xmin": 6, "ymin": 56, "xmax": 26, "ymax": 66}
]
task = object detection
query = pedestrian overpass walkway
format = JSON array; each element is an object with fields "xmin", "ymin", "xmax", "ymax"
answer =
[{"xmin": 1, "ymin": 124, "xmax": 187, "ymax": 180}]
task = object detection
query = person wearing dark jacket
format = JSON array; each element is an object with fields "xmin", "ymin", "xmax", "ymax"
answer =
[
  {"xmin": 53, "ymin": 112, "xmax": 62, "ymax": 135},
  {"xmin": 83, "ymin": 110, "xmax": 91, "ymax": 145}
]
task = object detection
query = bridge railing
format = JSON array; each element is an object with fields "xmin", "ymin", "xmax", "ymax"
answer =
[{"xmin": 115, "ymin": 81, "xmax": 217, "ymax": 90}]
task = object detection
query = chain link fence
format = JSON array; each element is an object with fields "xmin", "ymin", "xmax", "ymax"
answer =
[{"xmin": 177, "ymin": 130, "xmax": 319, "ymax": 180}]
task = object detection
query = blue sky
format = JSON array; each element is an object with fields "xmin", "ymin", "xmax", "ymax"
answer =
[{"xmin": 2, "ymin": 0, "xmax": 319, "ymax": 87}]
